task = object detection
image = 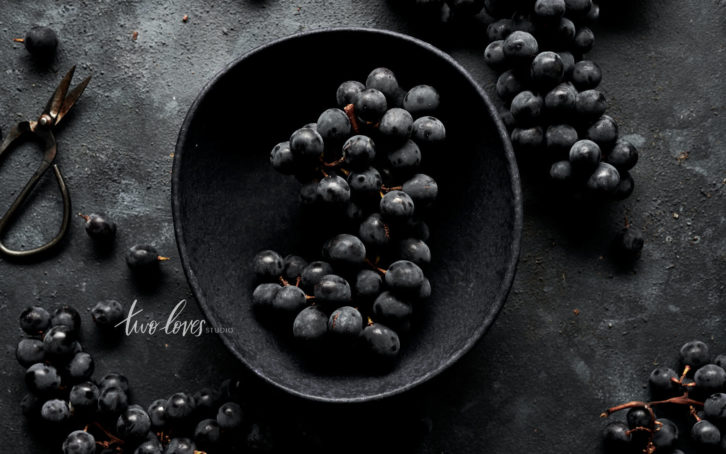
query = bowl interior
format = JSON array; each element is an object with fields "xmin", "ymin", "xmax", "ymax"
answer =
[{"xmin": 173, "ymin": 28, "xmax": 521, "ymax": 402}]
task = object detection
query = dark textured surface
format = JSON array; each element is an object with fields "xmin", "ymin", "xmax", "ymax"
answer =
[
  {"xmin": 0, "ymin": 0, "xmax": 725, "ymax": 452},
  {"xmin": 173, "ymin": 28, "xmax": 520, "ymax": 402}
]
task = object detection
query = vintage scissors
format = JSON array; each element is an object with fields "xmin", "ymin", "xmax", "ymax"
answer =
[{"xmin": 0, "ymin": 66, "xmax": 90, "ymax": 257}]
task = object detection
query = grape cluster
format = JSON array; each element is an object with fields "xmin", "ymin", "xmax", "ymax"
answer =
[
  {"xmin": 255, "ymin": 67, "xmax": 446, "ymax": 364},
  {"xmin": 16, "ymin": 305, "xmax": 272, "ymax": 453},
  {"xmin": 482, "ymin": 0, "xmax": 639, "ymax": 198},
  {"xmin": 602, "ymin": 340, "xmax": 726, "ymax": 453}
]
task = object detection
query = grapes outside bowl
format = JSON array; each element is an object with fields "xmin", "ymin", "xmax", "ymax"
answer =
[{"xmin": 172, "ymin": 28, "xmax": 522, "ymax": 402}]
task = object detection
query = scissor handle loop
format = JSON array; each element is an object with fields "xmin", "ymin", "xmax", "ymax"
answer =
[{"xmin": 0, "ymin": 127, "xmax": 71, "ymax": 257}]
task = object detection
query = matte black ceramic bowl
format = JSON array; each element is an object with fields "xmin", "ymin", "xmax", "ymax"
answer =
[{"xmin": 172, "ymin": 28, "xmax": 522, "ymax": 402}]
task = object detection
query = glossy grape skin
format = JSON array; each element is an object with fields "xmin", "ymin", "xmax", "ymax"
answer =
[
  {"xmin": 290, "ymin": 127, "xmax": 325, "ymax": 161},
  {"xmin": 510, "ymin": 91, "xmax": 543, "ymax": 125},
  {"xmin": 98, "ymin": 386, "xmax": 129, "ymax": 415},
  {"xmin": 62, "ymin": 430, "xmax": 96, "ymax": 454},
  {"xmin": 127, "ymin": 244, "xmax": 164, "ymax": 273},
  {"xmin": 51, "ymin": 305, "xmax": 82, "ymax": 336},
  {"xmin": 626, "ymin": 407, "xmax": 652, "ymax": 429},
  {"xmin": 417, "ymin": 278, "xmax": 432, "ymax": 300},
  {"xmin": 569, "ymin": 140, "xmax": 601, "ymax": 171},
  {"xmin": 544, "ymin": 82, "xmax": 577, "ymax": 118},
  {"xmin": 252, "ymin": 250, "xmax": 284, "ymax": 281},
  {"xmin": 25, "ymin": 363, "xmax": 62, "ymax": 394},
  {"xmin": 485, "ymin": 39, "xmax": 510, "ymax": 70},
  {"xmin": 328, "ymin": 306, "xmax": 363, "ymax": 338},
  {"xmin": 83, "ymin": 213, "xmax": 117, "ymax": 242},
  {"xmin": 282, "ymin": 255, "xmax": 308, "ymax": 281},
  {"xmin": 511, "ymin": 127, "xmax": 544, "ymax": 152},
  {"xmin": 558, "ymin": 51, "xmax": 575, "ymax": 78},
  {"xmin": 550, "ymin": 160, "xmax": 573, "ymax": 182},
  {"xmin": 67, "ymin": 351, "xmax": 95, "ymax": 382},
  {"xmin": 16, "ymin": 338, "xmax": 45, "ymax": 367},
  {"xmin": 362, "ymin": 323, "xmax": 401, "ymax": 359},
  {"xmin": 348, "ymin": 167, "xmax": 382, "ymax": 199},
  {"xmin": 314, "ymin": 274, "xmax": 352, "ymax": 305},
  {"xmin": 19, "ymin": 306, "xmax": 51, "ymax": 335},
  {"xmin": 550, "ymin": 17, "xmax": 576, "ymax": 47},
  {"xmin": 217, "ymin": 402, "xmax": 243, "ymax": 429},
  {"xmin": 359, "ymin": 213, "xmax": 390, "ymax": 248},
  {"xmin": 272, "ymin": 286, "xmax": 307, "ymax": 314},
  {"xmin": 403, "ymin": 85, "xmax": 440, "ymax": 118},
  {"xmin": 680, "ymin": 340, "xmax": 710, "ymax": 368},
  {"xmin": 317, "ymin": 108, "xmax": 351, "ymax": 145},
  {"xmin": 612, "ymin": 170, "xmax": 634, "ymax": 200},
  {"xmin": 299, "ymin": 183, "xmax": 320, "ymax": 206},
  {"xmin": 366, "ymin": 67, "xmax": 400, "ymax": 101},
  {"xmin": 606, "ymin": 139, "xmax": 638, "ymax": 170},
  {"xmin": 317, "ymin": 175, "xmax": 351, "ymax": 204},
  {"xmin": 496, "ymin": 70, "xmax": 526, "ymax": 102},
  {"xmin": 41, "ymin": 399, "xmax": 71, "ymax": 423},
  {"xmin": 545, "ymin": 125, "xmax": 578, "ymax": 157},
  {"xmin": 194, "ymin": 418, "xmax": 221, "ymax": 447},
  {"xmin": 502, "ymin": 31, "xmax": 539, "ymax": 66},
  {"xmin": 586, "ymin": 163, "xmax": 620, "ymax": 193},
  {"xmin": 148, "ymin": 399, "xmax": 168, "ymax": 428},
  {"xmin": 270, "ymin": 141, "xmax": 295, "ymax": 175},
  {"xmin": 615, "ymin": 227, "xmax": 644, "ymax": 258},
  {"xmin": 343, "ymin": 135, "xmax": 376, "ymax": 170},
  {"xmin": 695, "ymin": 364, "xmax": 726, "ymax": 390},
  {"xmin": 385, "ymin": 260, "xmax": 425, "ymax": 294},
  {"xmin": 411, "ymin": 116, "xmax": 446, "ymax": 147},
  {"xmin": 293, "ymin": 306, "xmax": 328, "ymax": 342},
  {"xmin": 165, "ymin": 438, "xmax": 197, "ymax": 454},
  {"xmin": 135, "ymin": 439, "xmax": 163, "ymax": 454},
  {"xmin": 602, "ymin": 421, "xmax": 631, "ymax": 448},
  {"xmin": 117, "ymin": 404, "xmax": 152, "ymax": 442},
  {"xmin": 564, "ymin": 0, "xmax": 591, "ymax": 14},
  {"xmin": 387, "ymin": 140, "xmax": 422, "ymax": 173},
  {"xmin": 534, "ymin": 0, "xmax": 566, "ymax": 18},
  {"xmin": 192, "ymin": 388, "xmax": 221, "ymax": 418},
  {"xmin": 486, "ymin": 18, "xmax": 513, "ymax": 41},
  {"xmin": 355, "ymin": 269, "xmax": 383, "ymax": 300},
  {"xmin": 166, "ymin": 392, "xmax": 196, "ymax": 423},
  {"xmin": 70, "ymin": 381, "xmax": 100, "ymax": 414},
  {"xmin": 692, "ymin": 420, "xmax": 721, "ymax": 446},
  {"xmin": 91, "ymin": 300, "xmax": 125, "ymax": 328},
  {"xmin": 380, "ymin": 190, "xmax": 416, "ymax": 221},
  {"xmin": 322, "ymin": 234, "xmax": 366, "ymax": 266},
  {"xmin": 653, "ymin": 418, "xmax": 678, "ymax": 450},
  {"xmin": 530, "ymin": 51, "xmax": 564, "ymax": 88},
  {"xmin": 373, "ymin": 292, "xmax": 413, "ymax": 331},
  {"xmin": 43, "ymin": 325, "xmax": 77, "ymax": 359},
  {"xmin": 300, "ymin": 261, "xmax": 334, "ymax": 291},
  {"xmin": 24, "ymin": 26, "xmax": 58, "ymax": 59},
  {"xmin": 398, "ymin": 238, "xmax": 431, "ymax": 266},
  {"xmin": 703, "ymin": 393, "xmax": 726, "ymax": 421},
  {"xmin": 587, "ymin": 115, "xmax": 619, "ymax": 148},
  {"xmin": 572, "ymin": 60, "xmax": 602, "ymax": 90},
  {"xmin": 575, "ymin": 89, "xmax": 607, "ymax": 118},
  {"xmin": 336, "ymin": 80, "xmax": 365, "ymax": 107},
  {"xmin": 100, "ymin": 373, "xmax": 130, "ymax": 393},
  {"xmin": 379, "ymin": 108, "xmax": 414, "ymax": 145},
  {"xmin": 649, "ymin": 366, "xmax": 678, "ymax": 395},
  {"xmin": 573, "ymin": 26, "xmax": 595, "ymax": 54},
  {"xmin": 355, "ymin": 88, "xmax": 388, "ymax": 123},
  {"xmin": 715, "ymin": 354, "xmax": 726, "ymax": 370}
]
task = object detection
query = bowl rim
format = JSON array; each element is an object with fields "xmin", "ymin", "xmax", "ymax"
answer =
[{"xmin": 171, "ymin": 26, "xmax": 523, "ymax": 403}]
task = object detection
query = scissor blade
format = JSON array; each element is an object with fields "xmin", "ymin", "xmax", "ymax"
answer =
[
  {"xmin": 43, "ymin": 66, "xmax": 76, "ymax": 121},
  {"xmin": 55, "ymin": 75, "xmax": 91, "ymax": 127}
]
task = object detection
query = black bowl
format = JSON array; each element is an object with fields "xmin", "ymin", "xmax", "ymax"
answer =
[{"xmin": 172, "ymin": 28, "xmax": 522, "ymax": 402}]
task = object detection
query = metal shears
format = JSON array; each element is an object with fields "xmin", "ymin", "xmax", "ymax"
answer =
[{"xmin": 0, "ymin": 66, "xmax": 90, "ymax": 257}]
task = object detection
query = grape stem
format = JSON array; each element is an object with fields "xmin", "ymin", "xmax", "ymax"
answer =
[
  {"xmin": 344, "ymin": 104, "xmax": 361, "ymax": 134},
  {"xmin": 78, "ymin": 213, "xmax": 90, "ymax": 222}
]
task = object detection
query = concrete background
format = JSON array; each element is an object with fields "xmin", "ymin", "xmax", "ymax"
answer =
[{"xmin": 0, "ymin": 0, "xmax": 724, "ymax": 452}]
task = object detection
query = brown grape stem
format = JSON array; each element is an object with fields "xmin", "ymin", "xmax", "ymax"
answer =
[{"xmin": 344, "ymin": 104, "xmax": 361, "ymax": 134}]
